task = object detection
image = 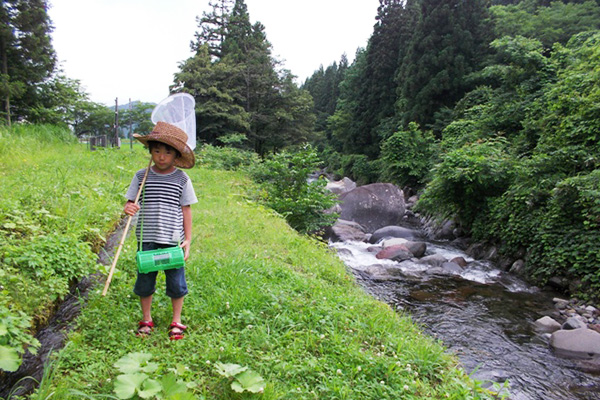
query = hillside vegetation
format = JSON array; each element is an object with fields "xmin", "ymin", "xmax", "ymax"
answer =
[{"xmin": 0, "ymin": 126, "xmax": 501, "ymax": 399}]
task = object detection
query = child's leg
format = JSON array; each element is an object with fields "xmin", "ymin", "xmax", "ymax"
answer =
[
  {"xmin": 171, "ymin": 296, "xmax": 184, "ymax": 325},
  {"xmin": 141, "ymin": 295, "xmax": 153, "ymax": 321}
]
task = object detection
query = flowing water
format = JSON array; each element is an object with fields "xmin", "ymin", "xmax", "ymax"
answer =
[{"xmin": 330, "ymin": 239, "xmax": 600, "ymax": 400}]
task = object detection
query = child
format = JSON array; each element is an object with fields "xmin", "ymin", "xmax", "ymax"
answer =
[{"xmin": 123, "ymin": 121, "xmax": 197, "ymax": 340}]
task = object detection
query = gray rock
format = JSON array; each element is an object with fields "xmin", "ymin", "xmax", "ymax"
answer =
[
  {"xmin": 441, "ymin": 261, "xmax": 463, "ymax": 275},
  {"xmin": 550, "ymin": 328, "xmax": 600, "ymax": 359},
  {"xmin": 338, "ymin": 183, "xmax": 406, "ymax": 233},
  {"xmin": 327, "ymin": 219, "xmax": 368, "ymax": 242},
  {"xmin": 404, "ymin": 241, "xmax": 427, "ymax": 258},
  {"xmin": 450, "ymin": 256, "xmax": 467, "ymax": 268},
  {"xmin": 370, "ymin": 225, "xmax": 419, "ymax": 244},
  {"xmin": 416, "ymin": 254, "xmax": 447, "ymax": 268},
  {"xmin": 534, "ymin": 316, "xmax": 562, "ymax": 333},
  {"xmin": 562, "ymin": 316, "xmax": 588, "ymax": 330},
  {"xmin": 509, "ymin": 259, "xmax": 525, "ymax": 275}
]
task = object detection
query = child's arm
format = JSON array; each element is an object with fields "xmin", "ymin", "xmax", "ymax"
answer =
[
  {"xmin": 123, "ymin": 200, "xmax": 140, "ymax": 216},
  {"xmin": 181, "ymin": 205, "xmax": 192, "ymax": 260}
]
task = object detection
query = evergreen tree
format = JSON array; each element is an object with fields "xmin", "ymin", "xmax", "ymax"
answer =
[
  {"xmin": 176, "ymin": 0, "xmax": 315, "ymax": 154},
  {"xmin": 172, "ymin": 44, "xmax": 250, "ymax": 145},
  {"xmin": 191, "ymin": 0, "xmax": 234, "ymax": 59},
  {"xmin": 0, "ymin": 0, "xmax": 56, "ymax": 125},
  {"xmin": 396, "ymin": 0, "xmax": 491, "ymax": 132}
]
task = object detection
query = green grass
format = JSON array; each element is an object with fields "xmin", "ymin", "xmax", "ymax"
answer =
[{"xmin": 0, "ymin": 125, "xmax": 501, "ymax": 399}]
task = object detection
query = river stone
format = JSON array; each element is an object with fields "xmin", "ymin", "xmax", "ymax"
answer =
[
  {"xmin": 382, "ymin": 237, "xmax": 408, "ymax": 247},
  {"xmin": 327, "ymin": 219, "xmax": 368, "ymax": 242},
  {"xmin": 370, "ymin": 225, "xmax": 418, "ymax": 244},
  {"xmin": 450, "ymin": 256, "xmax": 468, "ymax": 267},
  {"xmin": 441, "ymin": 261, "xmax": 463, "ymax": 275},
  {"xmin": 550, "ymin": 328, "xmax": 600, "ymax": 359},
  {"xmin": 404, "ymin": 241, "xmax": 427, "ymax": 258},
  {"xmin": 534, "ymin": 316, "xmax": 562, "ymax": 333},
  {"xmin": 338, "ymin": 183, "xmax": 406, "ymax": 233},
  {"xmin": 375, "ymin": 245, "xmax": 412, "ymax": 262},
  {"xmin": 416, "ymin": 254, "xmax": 447, "ymax": 268},
  {"xmin": 562, "ymin": 316, "xmax": 588, "ymax": 330}
]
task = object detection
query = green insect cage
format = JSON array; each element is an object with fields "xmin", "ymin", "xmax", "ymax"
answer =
[{"xmin": 136, "ymin": 246, "xmax": 185, "ymax": 274}]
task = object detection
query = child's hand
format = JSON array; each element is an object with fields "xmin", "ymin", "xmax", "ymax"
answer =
[
  {"xmin": 180, "ymin": 239, "xmax": 191, "ymax": 261},
  {"xmin": 124, "ymin": 201, "xmax": 140, "ymax": 216}
]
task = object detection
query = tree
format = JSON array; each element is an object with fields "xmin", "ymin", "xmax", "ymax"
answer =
[
  {"xmin": 489, "ymin": 1, "xmax": 600, "ymax": 49},
  {"xmin": 0, "ymin": 0, "xmax": 56, "ymax": 125},
  {"xmin": 191, "ymin": 0, "xmax": 234, "ymax": 59},
  {"xmin": 396, "ymin": 0, "xmax": 491, "ymax": 131},
  {"xmin": 172, "ymin": 44, "xmax": 250, "ymax": 145},
  {"xmin": 178, "ymin": 0, "xmax": 316, "ymax": 155}
]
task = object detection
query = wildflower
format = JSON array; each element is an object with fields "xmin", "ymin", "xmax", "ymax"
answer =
[
  {"xmin": 357, "ymin": 366, "xmax": 362, "ymax": 372},
  {"xmin": 226, "ymin": 302, "xmax": 230, "ymax": 309},
  {"xmin": 380, "ymin": 381, "xmax": 385, "ymax": 385},
  {"xmin": 219, "ymin": 346, "xmax": 224, "ymax": 352},
  {"xmin": 404, "ymin": 385, "xmax": 409, "ymax": 391},
  {"xmin": 206, "ymin": 360, "xmax": 211, "ymax": 365},
  {"xmin": 337, "ymin": 369, "xmax": 342, "ymax": 375},
  {"xmin": 320, "ymin": 334, "xmax": 325, "ymax": 339}
]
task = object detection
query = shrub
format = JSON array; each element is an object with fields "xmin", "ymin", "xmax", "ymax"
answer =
[
  {"xmin": 249, "ymin": 145, "xmax": 338, "ymax": 234},
  {"xmin": 198, "ymin": 144, "xmax": 259, "ymax": 171},
  {"xmin": 379, "ymin": 122, "xmax": 436, "ymax": 188},
  {"xmin": 416, "ymin": 138, "xmax": 515, "ymax": 228}
]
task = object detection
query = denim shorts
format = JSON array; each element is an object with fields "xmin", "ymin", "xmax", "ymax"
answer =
[{"xmin": 133, "ymin": 242, "xmax": 188, "ymax": 298}]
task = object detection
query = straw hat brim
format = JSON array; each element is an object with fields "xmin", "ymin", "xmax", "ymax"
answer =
[{"xmin": 133, "ymin": 133, "xmax": 195, "ymax": 169}]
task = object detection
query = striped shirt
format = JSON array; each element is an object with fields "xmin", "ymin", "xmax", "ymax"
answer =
[{"xmin": 125, "ymin": 168, "xmax": 197, "ymax": 246}]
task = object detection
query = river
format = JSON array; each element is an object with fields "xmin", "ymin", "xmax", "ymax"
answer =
[{"xmin": 330, "ymin": 238, "xmax": 600, "ymax": 400}]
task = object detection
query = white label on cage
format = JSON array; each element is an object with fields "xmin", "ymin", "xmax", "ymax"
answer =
[{"xmin": 172, "ymin": 231, "xmax": 181, "ymax": 242}]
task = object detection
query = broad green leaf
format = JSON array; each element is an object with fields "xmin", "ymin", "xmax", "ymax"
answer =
[
  {"xmin": 138, "ymin": 378, "xmax": 162, "ymax": 399},
  {"xmin": 140, "ymin": 362, "xmax": 159, "ymax": 373},
  {"xmin": 113, "ymin": 373, "xmax": 148, "ymax": 399},
  {"xmin": 114, "ymin": 352, "xmax": 153, "ymax": 374},
  {"xmin": 231, "ymin": 370, "xmax": 265, "ymax": 393},
  {"xmin": 0, "ymin": 345, "xmax": 21, "ymax": 372},
  {"xmin": 161, "ymin": 373, "xmax": 187, "ymax": 396},
  {"xmin": 0, "ymin": 322, "xmax": 8, "ymax": 336},
  {"xmin": 214, "ymin": 362, "xmax": 247, "ymax": 378}
]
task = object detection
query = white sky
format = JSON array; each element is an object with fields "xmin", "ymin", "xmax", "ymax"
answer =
[{"xmin": 48, "ymin": 0, "xmax": 380, "ymax": 106}]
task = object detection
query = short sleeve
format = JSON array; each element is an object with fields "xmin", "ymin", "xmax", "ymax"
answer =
[
  {"xmin": 180, "ymin": 178, "xmax": 198, "ymax": 206},
  {"xmin": 125, "ymin": 174, "xmax": 141, "ymax": 201}
]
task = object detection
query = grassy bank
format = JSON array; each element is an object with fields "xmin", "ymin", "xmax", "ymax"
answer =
[{"xmin": 1, "ymin": 125, "xmax": 499, "ymax": 399}]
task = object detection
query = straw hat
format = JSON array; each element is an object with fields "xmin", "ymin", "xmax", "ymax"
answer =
[{"xmin": 133, "ymin": 121, "xmax": 195, "ymax": 169}]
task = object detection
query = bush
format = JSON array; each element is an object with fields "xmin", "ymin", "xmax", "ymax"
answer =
[
  {"xmin": 249, "ymin": 145, "xmax": 338, "ymax": 234},
  {"xmin": 379, "ymin": 122, "xmax": 436, "ymax": 188},
  {"xmin": 198, "ymin": 144, "xmax": 259, "ymax": 171},
  {"xmin": 416, "ymin": 138, "xmax": 515, "ymax": 228}
]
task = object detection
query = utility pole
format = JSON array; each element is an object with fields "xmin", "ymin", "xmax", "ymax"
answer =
[
  {"xmin": 114, "ymin": 98, "xmax": 119, "ymax": 148},
  {"xmin": 129, "ymin": 98, "xmax": 133, "ymax": 150}
]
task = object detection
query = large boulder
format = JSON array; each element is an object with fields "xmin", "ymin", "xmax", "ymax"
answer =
[
  {"xmin": 550, "ymin": 328, "xmax": 600, "ymax": 359},
  {"xmin": 338, "ymin": 183, "xmax": 405, "ymax": 233}
]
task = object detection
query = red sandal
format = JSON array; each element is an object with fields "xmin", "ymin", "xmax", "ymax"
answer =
[
  {"xmin": 168, "ymin": 322, "xmax": 187, "ymax": 340},
  {"xmin": 136, "ymin": 320, "xmax": 154, "ymax": 337}
]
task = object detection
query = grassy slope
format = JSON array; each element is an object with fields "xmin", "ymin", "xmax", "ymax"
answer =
[{"xmin": 1, "ymin": 126, "xmax": 495, "ymax": 399}]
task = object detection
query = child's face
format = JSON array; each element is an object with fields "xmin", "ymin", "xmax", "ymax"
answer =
[{"xmin": 151, "ymin": 143, "xmax": 178, "ymax": 173}]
